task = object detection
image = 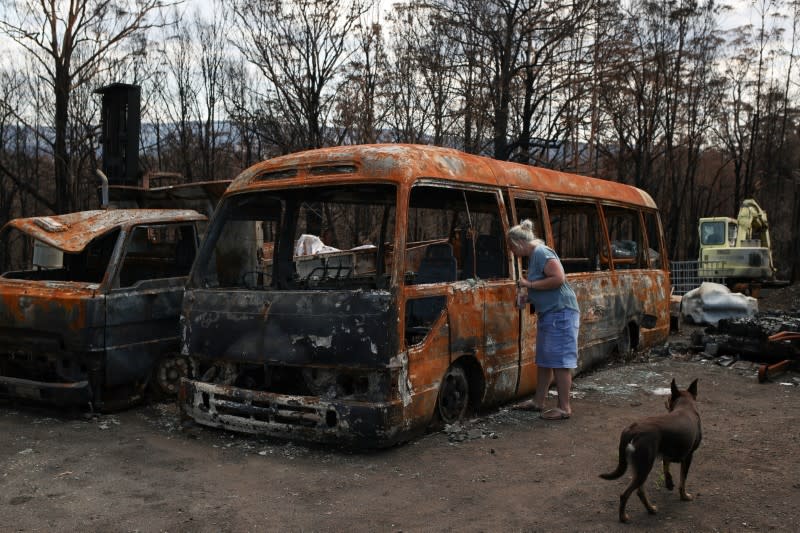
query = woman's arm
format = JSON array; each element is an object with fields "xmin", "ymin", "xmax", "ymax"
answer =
[{"xmin": 519, "ymin": 258, "xmax": 565, "ymax": 290}]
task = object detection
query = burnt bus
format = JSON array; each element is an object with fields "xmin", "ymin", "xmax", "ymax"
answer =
[{"xmin": 179, "ymin": 144, "xmax": 670, "ymax": 446}]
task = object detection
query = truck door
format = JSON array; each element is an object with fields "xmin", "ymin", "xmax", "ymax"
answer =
[{"xmin": 104, "ymin": 223, "xmax": 198, "ymax": 393}]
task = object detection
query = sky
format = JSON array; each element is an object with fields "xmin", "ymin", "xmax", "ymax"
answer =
[{"xmin": 0, "ymin": 1, "xmax": 795, "ymax": 83}]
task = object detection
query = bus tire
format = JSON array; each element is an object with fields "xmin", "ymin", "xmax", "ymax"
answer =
[{"xmin": 437, "ymin": 365, "xmax": 469, "ymax": 424}]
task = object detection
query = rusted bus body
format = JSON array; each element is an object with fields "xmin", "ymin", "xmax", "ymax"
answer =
[
  {"xmin": 0, "ymin": 209, "xmax": 206, "ymax": 410},
  {"xmin": 179, "ymin": 144, "xmax": 670, "ymax": 446}
]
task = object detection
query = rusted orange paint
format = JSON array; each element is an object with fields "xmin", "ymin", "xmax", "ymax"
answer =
[
  {"xmin": 226, "ymin": 144, "xmax": 655, "ymax": 209},
  {"xmin": 0, "ymin": 283, "xmax": 91, "ymax": 331},
  {"xmin": 1, "ymin": 206, "xmax": 208, "ymax": 410},
  {"xmin": 3, "ymin": 209, "xmax": 204, "ymax": 253},
  {"xmin": 178, "ymin": 144, "xmax": 670, "ymax": 447}
]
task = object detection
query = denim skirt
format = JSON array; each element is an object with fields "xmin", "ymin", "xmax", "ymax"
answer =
[{"xmin": 535, "ymin": 308, "xmax": 580, "ymax": 369}]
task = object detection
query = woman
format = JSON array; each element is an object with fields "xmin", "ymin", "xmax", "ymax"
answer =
[{"xmin": 508, "ymin": 219, "xmax": 580, "ymax": 420}]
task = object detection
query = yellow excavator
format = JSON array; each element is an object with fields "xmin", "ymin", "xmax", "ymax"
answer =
[{"xmin": 697, "ymin": 199, "xmax": 784, "ymax": 292}]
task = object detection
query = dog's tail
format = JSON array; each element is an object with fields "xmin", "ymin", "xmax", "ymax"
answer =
[{"xmin": 599, "ymin": 434, "xmax": 634, "ymax": 480}]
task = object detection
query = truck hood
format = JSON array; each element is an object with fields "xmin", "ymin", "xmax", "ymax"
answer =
[
  {"xmin": 0, "ymin": 280, "xmax": 105, "ymax": 352},
  {"xmin": 2, "ymin": 209, "xmax": 206, "ymax": 253}
]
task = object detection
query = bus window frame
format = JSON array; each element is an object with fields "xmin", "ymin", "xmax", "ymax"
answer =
[{"xmin": 402, "ymin": 179, "xmax": 512, "ymax": 286}]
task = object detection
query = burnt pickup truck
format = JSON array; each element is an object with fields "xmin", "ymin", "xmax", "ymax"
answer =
[{"xmin": 0, "ymin": 208, "xmax": 206, "ymax": 411}]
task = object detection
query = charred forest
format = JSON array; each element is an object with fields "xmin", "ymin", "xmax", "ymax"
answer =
[{"xmin": 1, "ymin": 0, "xmax": 800, "ymax": 280}]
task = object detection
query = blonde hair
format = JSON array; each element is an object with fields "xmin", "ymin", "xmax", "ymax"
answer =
[{"xmin": 507, "ymin": 219, "xmax": 543, "ymax": 246}]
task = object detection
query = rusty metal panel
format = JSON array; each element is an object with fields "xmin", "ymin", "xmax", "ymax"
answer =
[
  {"xmin": 404, "ymin": 287, "xmax": 454, "ymax": 427},
  {"xmin": 0, "ymin": 281, "xmax": 105, "ymax": 404},
  {"xmin": 224, "ymin": 145, "xmax": 656, "ymax": 210},
  {"xmin": 227, "ymin": 145, "xmax": 497, "ymax": 194},
  {"xmin": 183, "ymin": 288, "xmax": 397, "ymax": 366},
  {"xmin": 104, "ymin": 278, "xmax": 186, "ymax": 386},
  {"xmin": 501, "ymin": 165, "xmax": 656, "ymax": 208},
  {"xmin": 570, "ymin": 269, "xmax": 669, "ymax": 372},
  {"xmin": 447, "ymin": 281, "xmax": 484, "ymax": 363},
  {"xmin": 0, "ymin": 282, "xmax": 105, "ymax": 351},
  {"xmin": 3, "ymin": 209, "xmax": 205, "ymax": 253},
  {"xmin": 481, "ymin": 281, "xmax": 522, "ymax": 402}
]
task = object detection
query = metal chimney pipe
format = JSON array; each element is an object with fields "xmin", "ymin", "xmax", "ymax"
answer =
[{"xmin": 96, "ymin": 168, "xmax": 109, "ymax": 208}]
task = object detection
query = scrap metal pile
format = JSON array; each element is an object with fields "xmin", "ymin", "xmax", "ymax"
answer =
[{"xmin": 690, "ymin": 309, "xmax": 800, "ymax": 382}]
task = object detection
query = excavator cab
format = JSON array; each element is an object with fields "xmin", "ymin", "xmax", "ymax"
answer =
[{"xmin": 698, "ymin": 199, "xmax": 777, "ymax": 286}]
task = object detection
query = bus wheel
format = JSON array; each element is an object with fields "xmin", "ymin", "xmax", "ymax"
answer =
[{"xmin": 437, "ymin": 365, "xmax": 469, "ymax": 424}]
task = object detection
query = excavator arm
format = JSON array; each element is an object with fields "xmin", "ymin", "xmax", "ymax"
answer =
[{"xmin": 737, "ymin": 199, "xmax": 770, "ymax": 246}]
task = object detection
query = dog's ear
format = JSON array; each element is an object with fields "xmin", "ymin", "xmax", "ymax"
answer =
[
  {"xmin": 688, "ymin": 378, "xmax": 698, "ymax": 399},
  {"xmin": 670, "ymin": 378, "xmax": 679, "ymax": 397}
]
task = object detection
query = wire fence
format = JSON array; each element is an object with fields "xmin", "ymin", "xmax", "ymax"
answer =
[{"xmin": 670, "ymin": 260, "xmax": 728, "ymax": 296}]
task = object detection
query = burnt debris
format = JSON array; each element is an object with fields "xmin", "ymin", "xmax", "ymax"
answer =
[{"xmin": 684, "ymin": 309, "xmax": 800, "ymax": 382}]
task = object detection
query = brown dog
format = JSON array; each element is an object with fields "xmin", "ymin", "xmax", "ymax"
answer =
[{"xmin": 599, "ymin": 379, "xmax": 702, "ymax": 523}]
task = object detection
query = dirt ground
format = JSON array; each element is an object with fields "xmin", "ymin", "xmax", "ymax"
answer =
[{"xmin": 2, "ymin": 286, "xmax": 799, "ymax": 533}]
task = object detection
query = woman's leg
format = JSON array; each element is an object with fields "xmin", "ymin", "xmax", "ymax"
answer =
[
  {"xmin": 533, "ymin": 366, "xmax": 554, "ymax": 408},
  {"xmin": 553, "ymin": 368, "xmax": 573, "ymax": 414}
]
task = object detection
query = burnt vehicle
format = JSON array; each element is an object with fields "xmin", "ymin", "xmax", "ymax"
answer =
[
  {"xmin": 0, "ymin": 208, "xmax": 206, "ymax": 410},
  {"xmin": 179, "ymin": 144, "xmax": 671, "ymax": 447}
]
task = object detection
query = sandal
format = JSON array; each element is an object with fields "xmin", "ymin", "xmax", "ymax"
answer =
[{"xmin": 540, "ymin": 408, "xmax": 571, "ymax": 421}]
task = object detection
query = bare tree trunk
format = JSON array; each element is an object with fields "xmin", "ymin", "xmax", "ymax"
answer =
[
  {"xmin": 54, "ymin": 67, "xmax": 72, "ymax": 213},
  {"xmin": 0, "ymin": 0, "xmax": 169, "ymax": 212}
]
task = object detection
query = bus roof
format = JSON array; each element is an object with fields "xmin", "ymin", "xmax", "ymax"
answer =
[{"xmin": 226, "ymin": 144, "xmax": 656, "ymax": 209}]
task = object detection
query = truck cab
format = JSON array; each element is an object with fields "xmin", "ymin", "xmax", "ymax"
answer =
[{"xmin": 0, "ymin": 208, "xmax": 206, "ymax": 411}]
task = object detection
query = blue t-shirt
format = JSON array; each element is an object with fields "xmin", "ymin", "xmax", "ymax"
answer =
[{"xmin": 527, "ymin": 244, "xmax": 579, "ymax": 315}]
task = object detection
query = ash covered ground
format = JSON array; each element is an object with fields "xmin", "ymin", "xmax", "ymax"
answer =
[{"xmin": 1, "ymin": 284, "xmax": 798, "ymax": 532}]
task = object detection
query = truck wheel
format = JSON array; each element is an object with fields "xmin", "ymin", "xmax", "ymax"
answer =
[
  {"xmin": 150, "ymin": 355, "xmax": 192, "ymax": 400},
  {"xmin": 437, "ymin": 365, "xmax": 469, "ymax": 424}
]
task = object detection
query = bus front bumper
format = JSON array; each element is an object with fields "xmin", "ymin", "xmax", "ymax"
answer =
[{"xmin": 178, "ymin": 378, "xmax": 411, "ymax": 447}]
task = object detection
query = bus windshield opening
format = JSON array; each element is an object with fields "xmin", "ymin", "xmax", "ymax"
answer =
[{"xmin": 193, "ymin": 184, "xmax": 397, "ymax": 291}]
